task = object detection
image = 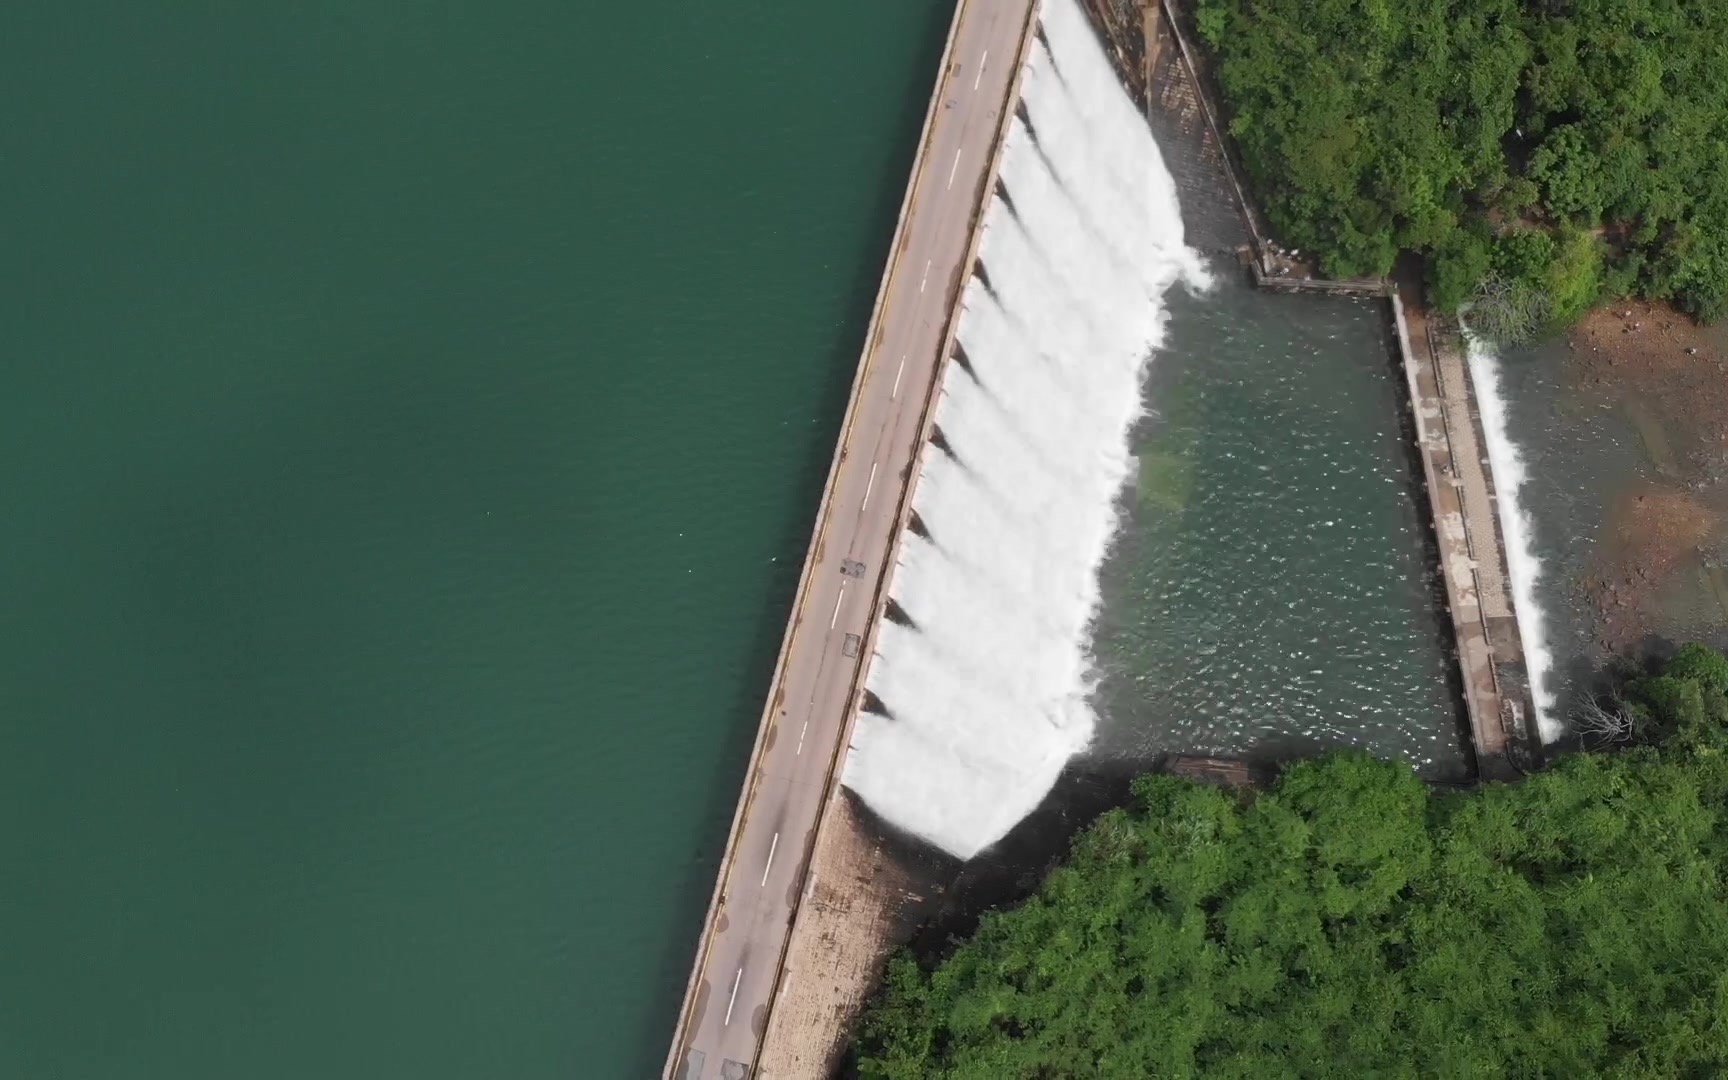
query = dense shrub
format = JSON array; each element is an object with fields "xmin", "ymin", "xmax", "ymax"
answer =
[{"xmin": 1191, "ymin": 0, "xmax": 1728, "ymax": 329}]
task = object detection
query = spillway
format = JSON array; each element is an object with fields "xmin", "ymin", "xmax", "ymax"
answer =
[
  {"xmin": 840, "ymin": 0, "xmax": 1207, "ymax": 860},
  {"xmin": 1465, "ymin": 337, "xmax": 1560, "ymax": 739}
]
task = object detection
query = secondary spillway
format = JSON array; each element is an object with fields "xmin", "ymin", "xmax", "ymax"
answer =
[
  {"xmin": 1465, "ymin": 337, "xmax": 1560, "ymax": 739},
  {"xmin": 840, "ymin": 0, "xmax": 1207, "ymax": 860}
]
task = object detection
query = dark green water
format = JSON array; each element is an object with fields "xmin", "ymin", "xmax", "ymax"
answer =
[
  {"xmin": 1090, "ymin": 273, "xmax": 1470, "ymax": 780},
  {"xmin": 0, "ymin": 3, "xmax": 948, "ymax": 1076}
]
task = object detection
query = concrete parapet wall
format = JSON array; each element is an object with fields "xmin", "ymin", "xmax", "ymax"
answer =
[{"xmin": 1153, "ymin": 0, "xmax": 1269, "ymax": 259}]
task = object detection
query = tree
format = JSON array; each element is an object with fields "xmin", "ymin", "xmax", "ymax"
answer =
[
  {"xmin": 856, "ymin": 646, "xmax": 1728, "ymax": 1078},
  {"xmin": 1193, "ymin": 0, "xmax": 1728, "ymax": 323},
  {"xmin": 1574, "ymin": 692, "xmax": 1635, "ymax": 747}
]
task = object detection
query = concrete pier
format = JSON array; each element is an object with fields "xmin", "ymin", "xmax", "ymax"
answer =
[
  {"xmin": 1393, "ymin": 292, "xmax": 1536, "ymax": 776},
  {"xmin": 662, "ymin": 3, "xmax": 1040, "ymax": 1076}
]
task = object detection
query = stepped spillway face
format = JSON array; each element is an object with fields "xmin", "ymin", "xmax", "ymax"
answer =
[{"xmin": 841, "ymin": 0, "xmax": 1207, "ymax": 860}]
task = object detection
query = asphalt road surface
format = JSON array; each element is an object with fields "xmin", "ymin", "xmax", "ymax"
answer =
[{"xmin": 668, "ymin": 2, "xmax": 1036, "ymax": 1076}]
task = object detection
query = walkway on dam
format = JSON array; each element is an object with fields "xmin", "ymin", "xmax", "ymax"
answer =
[{"xmin": 664, "ymin": 2, "xmax": 1038, "ymax": 1077}]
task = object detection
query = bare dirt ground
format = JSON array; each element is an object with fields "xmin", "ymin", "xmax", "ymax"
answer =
[
  {"xmin": 1585, "ymin": 487, "xmax": 1718, "ymax": 649},
  {"xmin": 1570, "ymin": 302, "xmax": 1728, "ymax": 649},
  {"xmin": 1573, "ymin": 301, "xmax": 1728, "ymax": 469},
  {"xmin": 756, "ymin": 797, "xmax": 937, "ymax": 1079}
]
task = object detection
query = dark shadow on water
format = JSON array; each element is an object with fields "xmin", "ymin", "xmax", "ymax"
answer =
[
  {"xmin": 834, "ymin": 763, "xmax": 1141, "ymax": 1078},
  {"xmin": 627, "ymin": 8, "xmax": 958, "ymax": 1073},
  {"xmin": 1546, "ymin": 638, "xmax": 1681, "ymax": 759}
]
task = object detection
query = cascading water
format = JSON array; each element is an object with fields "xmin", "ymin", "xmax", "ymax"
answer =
[
  {"xmin": 840, "ymin": 0, "xmax": 1208, "ymax": 860},
  {"xmin": 1465, "ymin": 336, "xmax": 1561, "ymax": 740}
]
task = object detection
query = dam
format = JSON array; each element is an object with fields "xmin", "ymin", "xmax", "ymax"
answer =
[
  {"xmin": 666, "ymin": 1, "xmax": 1538, "ymax": 1076},
  {"xmin": 662, "ymin": 3, "xmax": 1041, "ymax": 1076}
]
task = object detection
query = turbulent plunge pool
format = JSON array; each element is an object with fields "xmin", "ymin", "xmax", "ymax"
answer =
[{"xmin": 1086, "ymin": 271, "xmax": 1470, "ymax": 783}]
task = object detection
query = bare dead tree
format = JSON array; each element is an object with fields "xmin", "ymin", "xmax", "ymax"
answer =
[{"xmin": 1574, "ymin": 692, "xmax": 1637, "ymax": 748}]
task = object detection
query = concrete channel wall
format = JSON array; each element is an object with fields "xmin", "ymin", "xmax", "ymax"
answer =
[{"xmin": 1392, "ymin": 291, "xmax": 1533, "ymax": 777}]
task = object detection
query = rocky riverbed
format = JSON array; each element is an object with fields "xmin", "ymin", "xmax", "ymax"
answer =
[{"xmin": 1569, "ymin": 301, "xmax": 1728, "ymax": 656}]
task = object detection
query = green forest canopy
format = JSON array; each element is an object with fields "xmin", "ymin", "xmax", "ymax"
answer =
[
  {"xmin": 1193, "ymin": 0, "xmax": 1728, "ymax": 326},
  {"xmin": 856, "ymin": 644, "xmax": 1728, "ymax": 1077}
]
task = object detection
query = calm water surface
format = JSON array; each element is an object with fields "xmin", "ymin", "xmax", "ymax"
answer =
[{"xmin": 0, "ymin": 3, "xmax": 948, "ymax": 1076}]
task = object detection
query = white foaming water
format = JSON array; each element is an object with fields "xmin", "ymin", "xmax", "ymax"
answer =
[
  {"xmin": 1464, "ymin": 336, "xmax": 1560, "ymax": 740},
  {"xmin": 840, "ymin": 0, "xmax": 1207, "ymax": 859}
]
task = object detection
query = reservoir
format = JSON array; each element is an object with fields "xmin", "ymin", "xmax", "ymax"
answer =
[{"xmin": 0, "ymin": 2, "xmax": 951, "ymax": 1077}]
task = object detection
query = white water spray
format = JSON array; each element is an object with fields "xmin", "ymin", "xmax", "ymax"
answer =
[
  {"xmin": 1464, "ymin": 336, "xmax": 1560, "ymax": 740},
  {"xmin": 840, "ymin": 0, "xmax": 1208, "ymax": 859}
]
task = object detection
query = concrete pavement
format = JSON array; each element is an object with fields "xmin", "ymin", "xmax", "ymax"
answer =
[{"xmin": 663, "ymin": 2, "xmax": 1039, "ymax": 1077}]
